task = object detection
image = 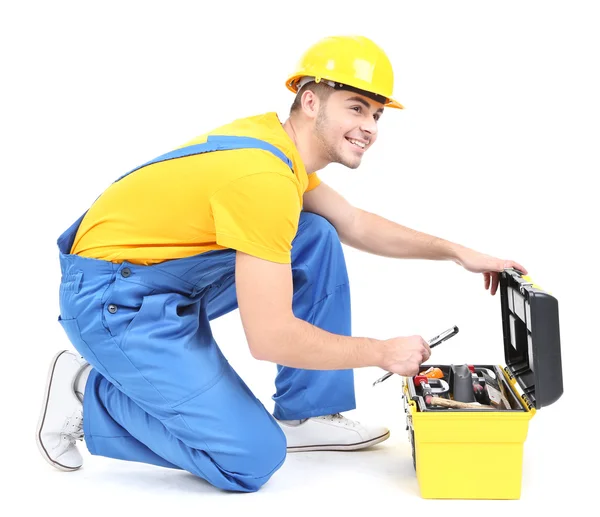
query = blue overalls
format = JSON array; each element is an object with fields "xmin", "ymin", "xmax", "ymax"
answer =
[{"xmin": 56, "ymin": 136, "xmax": 355, "ymax": 492}]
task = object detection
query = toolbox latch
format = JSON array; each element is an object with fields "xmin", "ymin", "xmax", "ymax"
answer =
[
  {"xmin": 518, "ymin": 282, "xmax": 533, "ymax": 295},
  {"xmin": 503, "ymin": 366, "xmax": 515, "ymax": 383},
  {"xmin": 521, "ymin": 393, "xmax": 534, "ymax": 411}
]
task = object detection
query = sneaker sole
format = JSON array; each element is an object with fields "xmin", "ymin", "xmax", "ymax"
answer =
[
  {"xmin": 35, "ymin": 350, "xmax": 82, "ymax": 472},
  {"xmin": 286, "ymin": 430, "xmax": 391, "ymax": 452}
]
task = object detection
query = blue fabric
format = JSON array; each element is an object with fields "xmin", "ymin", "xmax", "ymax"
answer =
[{"xmin": 55, "ymin": 136, "xmax": 354, "ymax": 492}]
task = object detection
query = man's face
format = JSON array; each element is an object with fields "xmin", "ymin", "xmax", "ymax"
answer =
[{"xmin": 313, "ymin": 90, "xmax": 384, "ymax": 169}]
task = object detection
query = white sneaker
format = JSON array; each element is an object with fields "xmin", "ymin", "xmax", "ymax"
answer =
[
  {"xmin": 36, "ymin": 350, "xmax": 89, "ymax": 471},
  {"xmin": 277, "ymin": 413, "xmax": 390, "ymax": 452}
]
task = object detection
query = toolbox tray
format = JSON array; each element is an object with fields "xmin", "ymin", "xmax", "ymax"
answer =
[{"xmin": 406, "ymin": 364, "xmax": 525, "ymax": 412}]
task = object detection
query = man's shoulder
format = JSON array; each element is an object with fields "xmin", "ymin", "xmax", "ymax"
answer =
[
  {"xmin": 210, "ymin": 112, "xmax": 282, "ymax": 139},
  {"xmin": 180, "ymin": 112, "xmax": 279, "ymax": 145}
]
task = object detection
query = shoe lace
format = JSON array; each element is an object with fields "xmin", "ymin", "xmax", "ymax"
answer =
[
  {"xmin": 61, "ymin": 409, "xmax": 84, "ymax": 444},
  {"xmin": 326, "ymin": 413, "xmax": 360, "ymax": 428}
]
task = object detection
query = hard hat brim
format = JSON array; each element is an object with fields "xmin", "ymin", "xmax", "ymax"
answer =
[
  {"xmin": 286, "ymin": 75, "xmax": 404, "ymax": 110},
  {"xmin": 386, "ymin": 98, "xmax": 404, "ymax": 110}
]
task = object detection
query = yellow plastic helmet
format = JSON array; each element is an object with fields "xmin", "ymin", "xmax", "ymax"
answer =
[{"xmin": 286, "ymin": 35, "xmax": 404, "ymax": 109}]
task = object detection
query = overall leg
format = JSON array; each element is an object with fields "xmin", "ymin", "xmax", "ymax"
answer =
[
  {"xmin": 57, "ymin": 254, "xmax": 286, "ymax": 493},
  {"xmin": 271, "ymin": 213, "xmax": 389, "ymax": 451},
  {"xmin": 272, "ymin": 212, "xmax": 355, "ymax": 420}
]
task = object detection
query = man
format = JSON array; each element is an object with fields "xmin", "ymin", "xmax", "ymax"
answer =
[{"xmin": 36, "ymin": 35, "xmax": 527, "ymax": 493}]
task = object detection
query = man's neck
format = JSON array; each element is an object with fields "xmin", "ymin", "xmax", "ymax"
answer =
[{"xmin": 282, "ymin": 117, "xmax": 328, "ymax": 174}]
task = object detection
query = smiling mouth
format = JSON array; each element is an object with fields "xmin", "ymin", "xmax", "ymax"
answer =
[{"xmin": 346, "ymin": 137, "xmax": 367, "ymax": 150}]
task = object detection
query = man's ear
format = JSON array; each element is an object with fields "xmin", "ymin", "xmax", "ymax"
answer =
[{"xmin": 301, "ymin": 90, "xmax": 320, "ymax": 120}]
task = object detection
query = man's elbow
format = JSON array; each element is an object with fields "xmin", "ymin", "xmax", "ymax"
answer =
[
  {"xmin": 248, "ymin": 342, "xmax": 271, "ymax": 361},
  {"xmin": 246, "ymin": 332, "xmax": 271, "ymax": 361},
  {"xmin": 244, "ymin": 315, "xmax": 295, "ymax": 362}
]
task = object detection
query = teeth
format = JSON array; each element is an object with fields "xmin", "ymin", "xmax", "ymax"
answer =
[{"xmin": 348, "ymin": 138, "xmax": 366, "ymax": 149}]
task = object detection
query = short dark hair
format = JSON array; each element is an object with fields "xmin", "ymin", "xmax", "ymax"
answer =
[{"xmin": 289, "ymin": 81, "xmax": 335, "ymax": 115}]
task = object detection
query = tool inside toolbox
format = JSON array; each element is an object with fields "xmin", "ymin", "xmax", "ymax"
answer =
[{"xmin": 408, "ymin": 364, "xmax": 525, "ymax": 411}]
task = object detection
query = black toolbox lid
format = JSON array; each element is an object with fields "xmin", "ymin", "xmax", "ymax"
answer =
[{"xmin": 500, "ymin": 268, "xmax": 563, "ymax": 409}]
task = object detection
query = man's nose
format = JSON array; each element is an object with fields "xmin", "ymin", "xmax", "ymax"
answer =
[{"xmin": 360, "ymin": 117, "xmax": 378, "ymax": 137}]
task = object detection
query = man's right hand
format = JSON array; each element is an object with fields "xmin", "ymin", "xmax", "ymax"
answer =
[{"xmin": 378, "ymin": 336, "xmax": 431, "ymax": 376}]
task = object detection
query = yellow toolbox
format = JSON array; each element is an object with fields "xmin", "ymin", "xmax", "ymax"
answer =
[{"xmin": 402, "ymin": 268, "xmax": 563, "ymax": 499}]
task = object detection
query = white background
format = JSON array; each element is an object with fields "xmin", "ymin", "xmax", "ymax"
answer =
[{"xmin": 2, "ymin": 0, "xmax": 598, "ymax": 514}]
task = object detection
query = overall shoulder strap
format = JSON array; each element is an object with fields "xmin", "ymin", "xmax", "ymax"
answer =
[{"xmin": 115, "ymin": 135, "xmax": 294, "ymax": 182}]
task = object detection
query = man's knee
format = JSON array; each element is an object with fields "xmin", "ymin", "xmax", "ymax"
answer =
[
  {"xmin": 292, "ymin": 211, "xmax": 348, "ymax": 287},
  {"xmin": 221, "ymin": 419, "xmax": 287, "ymax": 492},
  {"xmin": 299, "ymin": 211, "xmax": 339, "ymax": 241},
  {"xmin": 245, "ymin": 418, "xmax": 287, "ymax": 478}
]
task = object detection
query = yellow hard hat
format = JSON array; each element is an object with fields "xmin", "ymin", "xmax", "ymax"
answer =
[{"xmin": 286, "ymin": 35, "xmax": 404, "ymax": 109}]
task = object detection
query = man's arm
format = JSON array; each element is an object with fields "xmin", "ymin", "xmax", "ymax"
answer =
[
  {"xmin": 303, "ymin": 181, "xmax": 459, "ymax": 259},
  {"xmin": 303, "ymin": 181, "xmax": 527, "ymax": 294},
  {"xmin": 235, "ymin": 251, "xmax": 430, "ymax": 372}
]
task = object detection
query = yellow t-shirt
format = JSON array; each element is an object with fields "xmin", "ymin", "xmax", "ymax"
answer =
[{"xmin": 70, "ymin": 112, "xmax": 321, "ymax": 265}]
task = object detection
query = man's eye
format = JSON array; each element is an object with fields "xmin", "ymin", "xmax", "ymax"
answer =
[{"xmin": 351, "ymin": 106, "xmax": 362, "ymax": 113}]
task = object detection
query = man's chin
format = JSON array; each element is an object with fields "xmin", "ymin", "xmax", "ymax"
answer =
[
  {"xmin": 340, "ymin": 156, "xmax": 362, "ymax": 169},
  {"xmin": 328, "ymin": 149, "xmax": 362, "ymax": 169}
]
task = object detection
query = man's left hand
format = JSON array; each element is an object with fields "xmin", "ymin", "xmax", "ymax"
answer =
[{"xmin": 454, "ymin": 248, "xmax": 528, "ymax": 296}]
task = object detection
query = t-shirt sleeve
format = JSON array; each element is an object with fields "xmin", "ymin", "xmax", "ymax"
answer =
[
  {"xmin": 306, "ymin": 172, "xmax": 322, "ymax": 192},
  {"xmin": 210, "ymin": 173, "xmax": 301, "ymax": 264}
]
